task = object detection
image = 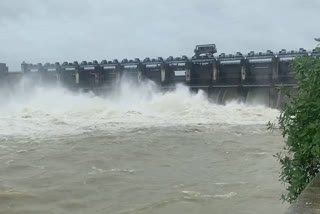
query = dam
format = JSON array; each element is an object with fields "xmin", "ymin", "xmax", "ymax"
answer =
[
  {"xmin": 1, "ymin": 45, "xmax": 317, "ymax": 214},
  {"xmin": 2, "ymin": 44, "xmax": 320, "ymax": 107}
]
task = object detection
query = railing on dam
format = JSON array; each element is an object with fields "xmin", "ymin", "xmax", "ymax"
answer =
[{"xmin": 18, "ymin": 45, "xmax": 319, "ymax": 90}]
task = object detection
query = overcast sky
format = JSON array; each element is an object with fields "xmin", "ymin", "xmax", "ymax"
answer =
[{"xmin": 0, "ymin": 0, "xmax": 319, "ymax": 70}]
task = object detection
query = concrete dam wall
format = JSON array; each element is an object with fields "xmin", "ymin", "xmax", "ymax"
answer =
[{"xmin": 1, "ymin": 44, "xmax": 319, "ymax": 108}]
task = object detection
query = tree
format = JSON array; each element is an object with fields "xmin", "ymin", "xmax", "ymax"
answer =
[{"xmin": 272, "ymin": 40, "xmax": 320, "ymax": 202}]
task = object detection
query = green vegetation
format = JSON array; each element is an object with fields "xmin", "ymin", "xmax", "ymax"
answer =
[{"xmin": 272, "ymin": 39, "xmax": 320, "ymax": 203}]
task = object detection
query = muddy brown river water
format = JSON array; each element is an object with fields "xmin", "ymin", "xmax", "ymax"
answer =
[{"xmin": 0, "ymin": 82, "xmax": 288, "ymax": 213}]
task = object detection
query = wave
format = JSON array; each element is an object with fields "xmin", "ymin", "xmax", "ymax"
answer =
[
  {"xmin": 0, "ymin": 77, "xmax": 280, "ymax": 138},
  {"xmin": 181, "ymin": 190, "xmax": 237, "ymax": 199}
]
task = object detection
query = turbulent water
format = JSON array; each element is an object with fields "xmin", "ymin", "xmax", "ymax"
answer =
[{"xmin": 0, "ymin": 78, "xmax": 288, "ymax": 213}]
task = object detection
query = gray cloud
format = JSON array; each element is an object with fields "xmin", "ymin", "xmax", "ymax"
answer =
[{"xmin": 0, "ymin": 0, "xmax": 319, "ymax": 70}]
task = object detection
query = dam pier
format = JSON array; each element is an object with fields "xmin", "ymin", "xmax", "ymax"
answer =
[{"xmin": 2, "ymin": 44, "xmax": 319, "ymax": 107}]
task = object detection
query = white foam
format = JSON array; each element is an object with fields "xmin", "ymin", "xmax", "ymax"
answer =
[
  {"xmin": 181, "ymin": 190, "xmax": 237, "ymax": 199},
  {"xmin": 0, "ymin": 78, "xmax": 280, "ymax": 138},
  {"xmin": 213, "ymin": 192, "xmax": 237, "ymax": 199},
  {"xmin": 181, "ymin": 191, "xmax": 201, "ymax": 197}
]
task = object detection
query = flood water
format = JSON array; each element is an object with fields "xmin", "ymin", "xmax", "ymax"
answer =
[{"xmin": 0, "ymin": 80, "xmax": 288, "ymax": 213}]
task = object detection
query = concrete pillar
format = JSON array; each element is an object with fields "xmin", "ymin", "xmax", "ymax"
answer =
[
  {"xmin": 95, "ymin": 73, "xmax": 99, "ymax": 84},
  {"xmin": 138, "ymin": 71, "xmax": 142, "ymax": 82},
  {"xmin": 272, "ymin": 56, "xmax": 279, "ymax": 81},
  {"xmin": 161, "ymin": 66, "xmax": 166, "ymax": 83},
  {"xmin": 56, "ymin": 73, "xmax": 61, "ymax": 85},
  {"xmin": 268, "ymin": 87, "xmax": 279, "ymax": 108},
  {"xmin": 75, "ymin": 72, "xmax": 79, "ymax": 84},
  {"xmin": 241, "ymin": 59, "xmax": 247, "ymax": 82},
  {"xmin": 276, "ymin": 89, "xmax": 282, "ymax": 109},
  {"xmin": 21, "ymin": 63, "xmax": 29, "ymax": 73},
  {"xmin": 116, "ymin": 69, "xmax": 121, "ymax": 82},
  {"xmin": 186, "ymin": 68, "xmax": 191, "ymax": 83},
  {"xmin": 213, "ymin": 61, "xmax": 219, "ymax": 82}
]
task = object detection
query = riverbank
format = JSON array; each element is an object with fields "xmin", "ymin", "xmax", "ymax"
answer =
[{"xmin": 287, "ymin": 173, "xmax": 320, "ymax": 213}]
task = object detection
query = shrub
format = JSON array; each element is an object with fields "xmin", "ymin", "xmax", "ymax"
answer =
[{"xmin": 273, "ymin": 43, "xmax": 320, "ymax": 202}]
